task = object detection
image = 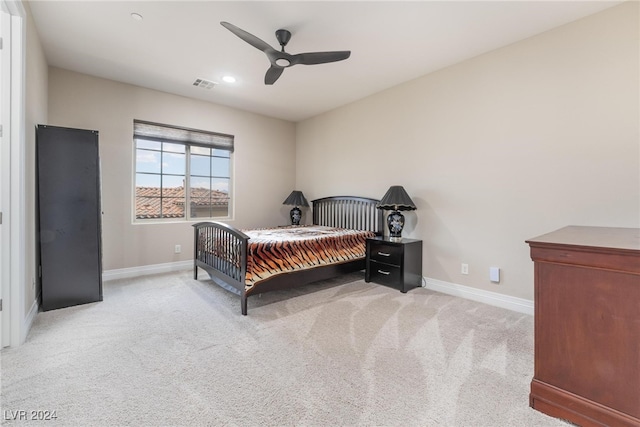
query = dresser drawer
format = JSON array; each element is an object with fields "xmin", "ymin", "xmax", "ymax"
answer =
[
  {"xmin": 369, "ymin": 242, "xmax": 403, "ymax": 265},
  {"xmin": 369, "ymin": 261, "xmax": 402, "ymax": 288}
]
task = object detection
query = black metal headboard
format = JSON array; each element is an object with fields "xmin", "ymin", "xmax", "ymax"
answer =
[{"xmin": 311, "ymin": 196, "xmax": 383, "ymax": 235}]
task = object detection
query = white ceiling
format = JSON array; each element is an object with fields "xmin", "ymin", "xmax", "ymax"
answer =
[{"xmin": 28, "ymin": 0, "xmax": 622, "ymax": 122}]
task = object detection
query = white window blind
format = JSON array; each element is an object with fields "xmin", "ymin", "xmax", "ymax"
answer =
[{"xmin": 133, "ymin": 120, "xmax": 234, "ymax": 152}]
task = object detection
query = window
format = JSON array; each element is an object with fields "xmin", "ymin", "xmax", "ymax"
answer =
[{"xmin": 134, "ymin": 120, "xmax": 233, "ymax": 221}]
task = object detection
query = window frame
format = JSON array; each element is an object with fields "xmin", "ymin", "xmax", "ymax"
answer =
[{"xmin": 132, "ymin": 120, "xmax": 234, "ymax": 223}]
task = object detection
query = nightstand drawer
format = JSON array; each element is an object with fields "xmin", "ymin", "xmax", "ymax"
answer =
[
  {"xmin": 369, "ymin": 243, "xmax": 403, "ymax": 265},
  {"xmin": 368, "ymin": 261, "xmax": 401, "ymax": 287}
]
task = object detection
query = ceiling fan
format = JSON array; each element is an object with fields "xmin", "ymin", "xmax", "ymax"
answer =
[{"xmin": 220, "ymin": 21, "xmax": 351, "ymax": 85}]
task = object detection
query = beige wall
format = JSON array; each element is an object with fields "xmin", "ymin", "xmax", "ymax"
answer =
[
  {"xmin": 24, "ymin": 1, "xmax": 48, "ymax": 313},
  {"xmin": 296, "ymin": 2, "xmax": 639, "ymax": 301},
  {"xmin": 48, "ymin": 69, "xmax": 296, "ymax": 270}
]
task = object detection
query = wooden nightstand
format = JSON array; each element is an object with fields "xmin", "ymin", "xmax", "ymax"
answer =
[{"xmin": 365, "ymin": 237, "xmax": 423, "ymax": 293}]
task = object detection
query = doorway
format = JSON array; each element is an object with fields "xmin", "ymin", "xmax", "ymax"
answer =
[
  {"xmin": 1, "ymin": 5, "xmax": 11, "ymax": 348},
  {"xmin": 0, "ymin": 1, "xmax": 26, "ymax": 348}
]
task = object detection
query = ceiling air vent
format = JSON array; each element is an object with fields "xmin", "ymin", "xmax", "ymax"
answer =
[{"xmin": 193, "ymin": 78, "xmax": 217, "ymax": 90}]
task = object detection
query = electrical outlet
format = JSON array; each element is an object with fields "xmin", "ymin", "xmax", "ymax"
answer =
[
  {"xmin": 174, "ymin": 244, "xmax": 181, "ymax": 254},
  {"xmin": 461, "ymin": 263, "xmax": 469, "ymax": 275}
]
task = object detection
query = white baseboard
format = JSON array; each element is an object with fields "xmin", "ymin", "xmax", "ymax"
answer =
[
  {"xmin": 22, "ymin": 299, "xmax": 39, "ymax": 345},
  {"xmin": 103, "ymin": 260, "xmax": 192, "ymax": 282},
  {"xmin": 423, "ymin": 277, "xmax": 534, "ymax": 316}
]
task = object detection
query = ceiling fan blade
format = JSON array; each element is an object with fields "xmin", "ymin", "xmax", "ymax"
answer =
[
  {"xmin": 220, "ymin": 21, "xmax": 275, "ymax": 53},
  {"xmin": 291, "ymin": 51, "xmax": 351, "ymax": 66},
  {"xmin": 265, "ymin": 66, "xmax": 284, "ymax": 85}
]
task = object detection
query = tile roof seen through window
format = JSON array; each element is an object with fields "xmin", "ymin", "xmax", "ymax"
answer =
[{"xmin": 136, "ymin": 186, "xmax": 229, "ymax": 219}]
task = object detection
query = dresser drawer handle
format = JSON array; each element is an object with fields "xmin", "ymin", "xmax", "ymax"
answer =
[
  {"xmin": 377, "ymin": 270, "xmax": 391, "ymax": 275},
  {"xmin": 377, "ymin": 252, "xmax": 391, "ymax": 257}
]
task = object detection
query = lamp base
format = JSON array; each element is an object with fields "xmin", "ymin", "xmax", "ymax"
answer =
[
  {"xmin": 290, "ymin": 206, "xmax": 302, "ymax": 225},
  {"xmin": 387, "ymin": 211, "xmax": 405, "ymax": 238}
]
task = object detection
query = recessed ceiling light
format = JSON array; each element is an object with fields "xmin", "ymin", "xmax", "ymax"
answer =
[
  {"xmin": 222, "ymin": 76, "xmax": 236, "ymax": 83},
  {"xmin": 131, "ymin": 13, "xmax": 143, "ymax": 21}
]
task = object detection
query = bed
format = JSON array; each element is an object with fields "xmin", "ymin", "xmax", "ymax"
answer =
[{"xmin": 193, "ymin": 196, "xmax": 384, "ymax": 315}]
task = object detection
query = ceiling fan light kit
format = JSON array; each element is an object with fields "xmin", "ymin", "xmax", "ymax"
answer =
[{"xmin": 220, "ymin": 21, "xmax": 351, "ymax": 85}]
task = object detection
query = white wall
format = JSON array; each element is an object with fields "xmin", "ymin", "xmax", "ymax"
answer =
[
  {"xmin": 24, "ymin": 1, "xmax": 47, "ymax": 318},
  {"xmin": 48, "ymin": 69, "xmax": 296, "ymax": 270},
  {"xmin": 296, "ymin": 2, "xmax": 639, "ymax": 301}
]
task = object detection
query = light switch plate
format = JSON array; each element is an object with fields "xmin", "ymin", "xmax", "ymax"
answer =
[{"xmin": 490, "ymin": 267, "xmax": 500, "ymax": 283}]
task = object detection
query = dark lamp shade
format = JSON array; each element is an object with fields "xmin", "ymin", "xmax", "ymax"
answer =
[
  {"xmin": 377, "ymin": 186, "xmax": 416, "ymax": 211},
  {"xmin": 282, "ymin": 190, "xmax": 309, "ymax": 207}
]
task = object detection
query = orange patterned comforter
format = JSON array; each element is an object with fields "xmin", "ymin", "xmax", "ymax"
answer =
[{"xmin": 244, "ymin": 225, "xmax": 374, "ymax": 290}]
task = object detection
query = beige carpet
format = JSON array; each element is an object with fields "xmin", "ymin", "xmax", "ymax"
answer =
[{"xmin": 1, "ymin": 270, "xmax": 568, "ymax": 426}]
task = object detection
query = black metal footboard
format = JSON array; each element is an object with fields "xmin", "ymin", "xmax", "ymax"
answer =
[{"xmin": 192, "ymin": 221, "xmax": 250, "ymax": 314}]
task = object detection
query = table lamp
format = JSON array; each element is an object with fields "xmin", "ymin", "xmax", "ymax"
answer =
[
  {"xmin": 377, "ymin": 185, "xmax": 417, "ymax": 238},
  {"xmin": 282, "ymin": 190, "xmax": 309, "ymax": 225}
]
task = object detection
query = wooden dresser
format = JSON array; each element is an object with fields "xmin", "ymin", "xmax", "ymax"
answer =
[{"xmin": 526, "ymin": 226, "xmax": 640, "ymax": 427}]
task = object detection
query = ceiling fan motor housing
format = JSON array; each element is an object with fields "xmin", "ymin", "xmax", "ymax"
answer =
[{"xmin": 276, "ymin": 29, "xmax": 292, "ymax": 50}]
